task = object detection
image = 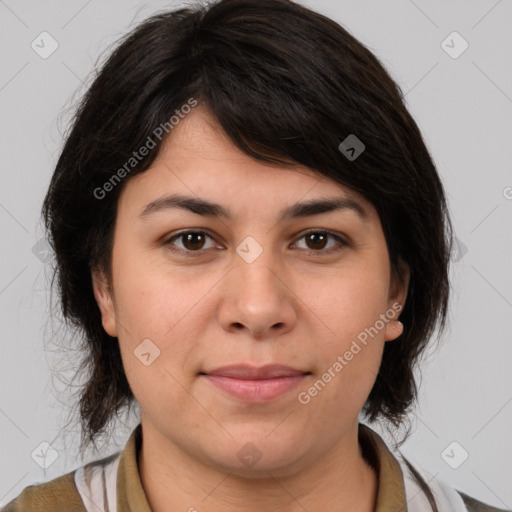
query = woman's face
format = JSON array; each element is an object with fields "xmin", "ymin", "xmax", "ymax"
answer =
[{"xmin": 92, "ymin": 107, "xmax": 408, "ymax": 477}]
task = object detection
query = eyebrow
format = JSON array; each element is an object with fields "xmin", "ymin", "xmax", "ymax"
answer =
[{"xmin": 138, "ymin": 193, "xmax": 368, "ymax": 222}]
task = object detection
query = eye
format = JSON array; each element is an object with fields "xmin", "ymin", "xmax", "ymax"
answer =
[
  {"xmin": 164, "ymin": 229, "xmax": 348, "ymax": 257},
  {"xmin": 292, "ymin": 230, "xmax": 348, "ymax": 255},
  {"xmin": 164, "ymin": 230, "xmax": 219, "ymax": 255}
]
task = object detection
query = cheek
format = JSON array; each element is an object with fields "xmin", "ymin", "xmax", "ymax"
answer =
[
  {"xmin": 297, "ymin": 267, "xmax": 389, "ymax": 411},
  {"xmin": 111, "ymin": 265, "xmax": 202, "ymax": 419},
  {"xmin": 299, "ymin": 333, "xmax": 384, "ymax": 424},
  {"xmin": 110, "ymin": 252, "xmax": 217, "ymax": 392},
  {"xmin": 309, "ymin": 263, "xmax": 391, "ymax": 345},
  {"xmin": 111, "ymin": 245, "xmax": 199, "ymax": 336}
]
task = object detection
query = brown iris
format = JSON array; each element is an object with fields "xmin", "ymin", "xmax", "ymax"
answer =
[
  {"xmin": 181, "ymin": 232, "xmax": 207, "ymax": 251},
  {"xmin": 304, "ymin": 232, "xmax": 329, "ymax": 250}
]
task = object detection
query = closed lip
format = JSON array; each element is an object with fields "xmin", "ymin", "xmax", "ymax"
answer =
[{"xmin": 200, "ymin": 364, "xmax": 311, "ymax": 380}]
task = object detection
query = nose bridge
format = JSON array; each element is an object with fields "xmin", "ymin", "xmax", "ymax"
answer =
[
  {"xmin": 233, "ymin": 235, "xmax": 283, "ymax": 301},
  {"xmin": 219, "ymin": 235, "xmax": 296, "ymax": 335}
]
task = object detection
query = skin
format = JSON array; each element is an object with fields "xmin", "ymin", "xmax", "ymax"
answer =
[{"xmin": 92, "ymin": 106, "xmax": 409, "ymax": 512}]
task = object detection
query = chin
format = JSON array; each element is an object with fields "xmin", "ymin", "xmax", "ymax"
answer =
[{"xmin": 203, "ymin": 437, "xmax": 311, "ymax": 478}]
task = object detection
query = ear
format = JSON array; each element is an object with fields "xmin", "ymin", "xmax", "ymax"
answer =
[
  {"xmin": 384, "ymin": 258, "xmax": 410, "ymax": 342},
  {"xmin": 91, "ymin": 268, "xmax": 118, "ymax": 338}
]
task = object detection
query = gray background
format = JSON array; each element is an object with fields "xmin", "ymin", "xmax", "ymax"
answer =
[{"xmin": 1, "ymin": 0, "xmax": 511, "ymax": 508}]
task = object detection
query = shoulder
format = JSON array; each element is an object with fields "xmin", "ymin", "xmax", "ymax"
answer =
[
  {"xmin": 0, "ymin": 470, "xmax": 86, "ymax": 512},
  {"xmin": 458, "ymin": 490, "xmax": 511, "ymax": 512},
  {"xmin": 397, "ymin": 452, "xmax": 510, "ymax": 512},
  {"xmin": 1, "ymin": 449, "xmax": 123, "ymax": 512}
]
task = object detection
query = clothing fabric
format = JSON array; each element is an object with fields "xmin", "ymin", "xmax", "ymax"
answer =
[{"xmin": 1, "ymin": 423, "xmax": 508, "ymax": 511}]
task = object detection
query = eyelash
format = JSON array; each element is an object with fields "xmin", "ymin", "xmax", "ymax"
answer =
[{"xmin": 163, "ymin": 229, "xmax": 348, "ymax": 258}]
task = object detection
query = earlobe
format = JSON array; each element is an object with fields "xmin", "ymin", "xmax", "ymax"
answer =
[
  {"xmin": 91, "ymin": 269, "xmax": 118, "ymax": 337},
  {"xmin": 384, "ymin": 319, "xmax": 404, "ymax": 342}
]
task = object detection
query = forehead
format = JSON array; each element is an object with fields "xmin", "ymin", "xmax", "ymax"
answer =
[
  {"xmin": 153, "ymin": 106, "xmax": 316, "ymax": 182},
  {"xmin": 117, "ymin": 106, "xmax": 376, "ymax": 221}
]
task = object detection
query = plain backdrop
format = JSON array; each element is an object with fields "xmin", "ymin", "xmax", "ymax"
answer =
[{"xmin": 0, "ymin": 0, "xmax": 511, "ymax": 508}]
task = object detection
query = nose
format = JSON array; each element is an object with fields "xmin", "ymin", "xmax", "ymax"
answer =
[{"xmin": 217, "ymin": 249, "xmax": 297, "ymax": 339}]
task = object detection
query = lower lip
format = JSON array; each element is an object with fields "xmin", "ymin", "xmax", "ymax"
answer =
[{"xmin": 202, "ymin": 374, "xmax": 307, "ymax": 403}]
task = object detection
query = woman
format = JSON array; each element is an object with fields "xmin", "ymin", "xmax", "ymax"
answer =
[{"xmin": 2, "ymin": 0, "xmax": 508, "ymax": 510}]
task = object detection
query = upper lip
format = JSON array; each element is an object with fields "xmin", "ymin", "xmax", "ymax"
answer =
[{"xmin": 201, "ymin": 364, "xmax": 310, "ymax": 380}]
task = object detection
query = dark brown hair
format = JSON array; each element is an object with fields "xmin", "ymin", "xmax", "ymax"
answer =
[{"xmin": 42, "ymin": 0, "xmax": 453, "ymax": 476}]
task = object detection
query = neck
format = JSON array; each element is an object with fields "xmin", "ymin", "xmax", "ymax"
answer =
[{"xmin": 138, "ymin": 421, "xmax": 378, "ymax": 512}]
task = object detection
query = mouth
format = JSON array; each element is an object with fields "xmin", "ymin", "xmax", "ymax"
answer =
[{"xmin": 199, "ymin": 364, "xmax": 311, "ymax": 403}]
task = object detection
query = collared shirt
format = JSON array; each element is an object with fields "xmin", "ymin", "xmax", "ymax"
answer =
[{"xmin": 1, "ymin": 423, "xmax": 506, "ymax": 512}]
